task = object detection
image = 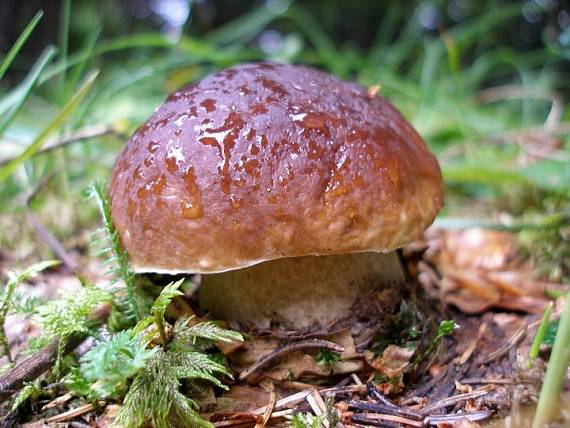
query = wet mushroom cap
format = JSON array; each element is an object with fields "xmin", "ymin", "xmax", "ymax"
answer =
[{"xmin": 109, "ymin": 63, "xmax": 444, "ymax": 274}]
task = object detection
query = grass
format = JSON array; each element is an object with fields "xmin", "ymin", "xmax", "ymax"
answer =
[
  {"xmin": 0, "ymin": 0, "xmax": 569, "ymax": 425},
  {"xmin": 533, "ymin": 293, "xmax": 570, "ymax": 427}
]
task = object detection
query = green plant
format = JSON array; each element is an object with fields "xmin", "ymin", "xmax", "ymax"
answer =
[
  {"xmin": 315, "ymin": 349, "xmax": 341, "ymax": 367},
  {"xmin": 414, "ymin": 320, "xmax": 458, "ymax": 365},
  {"xmin": 528, "ymin": 301, "xmax": 554, "ymax": 367},
  {"xmin": 69, "ymin": 330, "xmax": 157, "ymax": 399},
  {"xmin": 58, "ymin": 273, "xmax": 242, "ymax": 427},
  {"xmin": 290, "ymin": 412, "xmax": 325, "ymax": 428},
  {"xmin": 115, "ymin": 317, "xmax": 243, "ymax": 428},
  {"xmin": 36, "ymin": 278, "xmax": 112, "ymax": 374},
  {"xmin": 148, "ymin": 279, "xmax": 184, "ymax": 350},
  {"xmin": 11, "ymin": 379, "xmax": 41, "ymax": 412},
  {"xmin": 89, "ymin": 181, "xmax": 151, "ymax": 323},
  {"xmin": 0, "ymin": 260, "xmax": 59, "ymax": 363},
  {"xmin": 532, "ymin": 293, "xmax": 570, "ymax": 427}
]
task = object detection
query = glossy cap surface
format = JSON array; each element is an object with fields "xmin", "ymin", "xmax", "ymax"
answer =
[{"xmin": 109, "ymin": 63, "xmax": 444, "ymax": 273}]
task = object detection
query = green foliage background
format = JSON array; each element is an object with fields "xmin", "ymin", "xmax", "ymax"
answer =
[{"xmin": 0, "ymin": 1, "xmax": 568, "ymax": 282}]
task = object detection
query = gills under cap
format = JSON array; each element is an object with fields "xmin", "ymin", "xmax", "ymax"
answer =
[{"xmin": 109, "ymin": 63, "xmax": 444, "ymax": 273}]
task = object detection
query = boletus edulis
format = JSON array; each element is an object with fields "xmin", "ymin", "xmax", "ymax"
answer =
[{"xmin": 109, "ymin": 63, "xmax": 444, "ymax": 330}]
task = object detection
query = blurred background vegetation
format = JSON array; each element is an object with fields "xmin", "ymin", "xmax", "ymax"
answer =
[{"xmin": 0, "ymin": 0, "xmax": 569, "ymax": 282}]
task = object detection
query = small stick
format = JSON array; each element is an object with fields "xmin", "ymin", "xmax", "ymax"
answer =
[
  {"xmin": 347, "ymin": 401, "xmax": 422, "ymax": 421},
  {"xmin": 22, "ymin": 173, "xmax": 77, "ymax": 272},
  {"xmin": 419, "ymin": 388, "xmax": 492, "ymax": 416},
  {"xmin": 311, "ymin": 389, "xmax": 329, "ymax": 428},
  {"xmin": 367, "ymin": 383, "xmax": 405, "ymax": 411},
  {"xmin": 350, "ymin": 374, "xmax": 363, "ymax": 386},
  {"xmin": 351, "ymin": 413, "xmax": 422, "ymax": 428},
  {"xmin": 254, "ymin": 382, "xmax": 276, "ymax": 428},
  {"xmin": 25, "ymin": 210, "xmax": 77, "ymax": 272},
  {"xmin": 0, "ymin": 124, "xmax": 120, "ymax": 166},
  {"xmin": 0, "ymin": 337, "xmax": 70, "ymax": 402},
  {"xmin": 478, "ymin": 322, "xmax": 527, "ymax": 365},
  {"xmin": 239, "ymin": 339, "xmax": 344, "ymax": 381},
  {"xmin": 253, "ymin": 385, "xmax": 365, "ymax": 415},
  {"xmin": 213, "ymin": 409, "xmax": 295, "ymax": 427},
  {"xmin": 46, "ymin": 402, "xmax": 105, "ymax": 423},
  {"xmin": 0, "ymin": 304, "xmax": 110, "ymax": 402},
  {"xmin": 460, "ymin": 378, "xmax": 530, "ymax": 385},
  {"xmin": 307, "ymin": 394, "xmax": 325, "ymax": 425},
  {"xmin": 425, "ymin": 410, "xmax": 493, "ymax": 425},
  {"xmin": 41, "ymin": 391, "xmax": 74, "ymax": 410}
]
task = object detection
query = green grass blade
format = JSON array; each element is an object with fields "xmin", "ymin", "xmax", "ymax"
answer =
[
  {"xmin": 0, "ymin": 70, "xmax": 98, "ymax": 182},
  {"xmin": 0, "ymin": 46, "xmax": 57, "ymax": 136},
  {"xmin": 0, "ymin": 10, "xmax": 44, "ymax": 81},
  {"xmin": 532, "ymin": 293, "xmax": 570, "ymax": 427},
  {"xmin": 448, "ymin": 4, "xmax": 521, "ymax": 47},
  {"xmin": 283, "ymin": 7, "xmax": 339, "ymax": 73},
  {"xmin": 442, "ymin": 165, "xmax": 533, "ymax": 187},
  {"xmin": 39, "ymin": 33, "xmax": 239, "ymax": 85},
  {"xmin": 529, "ymin": 302, "xmax": 554, "ymax": 366},
  {"xmin": 57, "ymin": 0, "xmax": 71, "ymax": 103},
  {"xmin": 65, "ymin": 26, "xmax": 101, "ymax": 101},
  {"xmin": 205, "ymin": 3, "xmax": 285, "ymax": 47}
]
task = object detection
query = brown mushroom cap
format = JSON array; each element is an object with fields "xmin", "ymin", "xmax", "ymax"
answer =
[{"xmin": 109, "ymin": 63, "xmax": 443, "ymax": 274}]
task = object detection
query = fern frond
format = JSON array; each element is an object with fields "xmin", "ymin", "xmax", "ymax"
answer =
[
  {"xmin": 36, "ymin": 281, "xmax": 111, "ymax": 374},
  {"xmin": 65, "ymin": 367, "xmax": 97, "ymax": 401},
  {"xmin": 79, "ymin": 330, "xmax": 157, "ymax": 398},
  {"xmin": 116, "ymin": 350, "xmax": 213, "ymax": 428},
  {"xmin": 185, "ymin": 321, "xmax": 244, "ymax": 344},
  {"xmin": 169, "ymin": 351, "xmax": 231, "ymax": 389},
  {"xmin": 89, "ymin": 181, "xmax": 143, "ymax": 322},
  {"xmin": 150, "ymin": 279, "xmax": 184, "ymax": 320},
  {"xmin": 290, "ymin": 413, "xmax": 325, "ymax": 428},
  {"xmin": 0, "ymin": 260, "xmax": 59, "ymax": 361},
  {"xmin": 11, "ymin": 379, "xmax": 41, "ymax": 412},
  {"xmin": 9, "ymin": 293, "xmax": 46, "ymax": 316},
  {"xmin": 171, "ymin": 319, "xmax": 243, "ymax": 355}
]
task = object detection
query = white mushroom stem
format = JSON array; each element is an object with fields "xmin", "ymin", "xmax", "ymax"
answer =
[{"xmin": 198, "ymin": 252, "xmax": 405, "ymax": 329}]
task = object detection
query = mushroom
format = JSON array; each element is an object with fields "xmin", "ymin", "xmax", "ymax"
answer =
[{"xmin": 109, "ymin": 63, "xmax": 443, "ymax": 330}]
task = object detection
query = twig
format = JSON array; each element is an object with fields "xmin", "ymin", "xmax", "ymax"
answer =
[
  {"xmin": 254, "ymin": 382, "xmax": 275, "ymax": 428},
  {"xmin": 0, "ymin": 304, "xmax": 110, "ymax": 402},
  {"xmin": 477, "ymin": 322, "xmax": 527, "ymax": 365},
  {"xmin": 22, "ymin": 173, "xmax": 77, "ymax": 272},
  {"xmin": 46, "ymin": 401, "xmax": 104, "ymax": 423},
  {"xmin": 251, "ymin": 326, "xmax": 348, "ymax": 341},
  {"xmin": 455, "ymin": 322, "xmax": 487, "ymax": 365},
  {"xmin": 351, "ymin": 413, "xmax": 422, "ymax": 428},
  {"xmin": 347, "ymin": 401, "xmax": 422, "ymax": 421},
  {"xmin": 351, "ymin": 374, "xmax": 363, "ymax": 386},
  {"xmin": 425, "ymin": 410, "xmax": 493, "ymax": 425},
  {"xmin": 239, "ymin": 339, "xmax": 344, "ymax": 381},
  {"xmin": 419, "ymin": 388, "xmax": 492, "ymax": 416},
  {"xmin": 460, "ymin": 378, "xmax": 522, "ymax": 385},
  {"xmin": 311, "ymin": 389, "xmax": 329, "ymax": 428},
  {"xmin": 366, "ymin": 383, "xmax": 423, "ymax": 421},
  {"xmin": 307, "ymin": 394, "xmax": 325, "ymax": 426},
  {"xmin": 0, "ymin": 337, "xmax": 72, "ymax": 402},
  {"xmin": 41, "ymin": 391, "xmax": 74, "ymax": 410},
  {"xmin": 0, "ymin": 124, "xmax": 120, "ymax": 167},
  {"xmin": 253, "ymin": 385, "xmax": 365, "ymax": 415},
  {"xmin": 212, "ymin": 409, "xmax": 295, "ymax": 427},
  {"xmin": 25, "ymin": 210, "xmax": 77, "ymax": 272}
]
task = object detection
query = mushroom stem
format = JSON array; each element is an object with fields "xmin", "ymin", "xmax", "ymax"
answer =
[{"xmin": 198, "ymin": 252, "xmax": 405, "ymax": 329}]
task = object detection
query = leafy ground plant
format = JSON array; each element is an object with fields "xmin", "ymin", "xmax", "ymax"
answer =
[
  {"xmin": 5, "ymin": 185, "xmax": 243, "ymax": 427},
  {"xmin": 0, "ymin": 260, "xmax": 59, "ymax": 363}
]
